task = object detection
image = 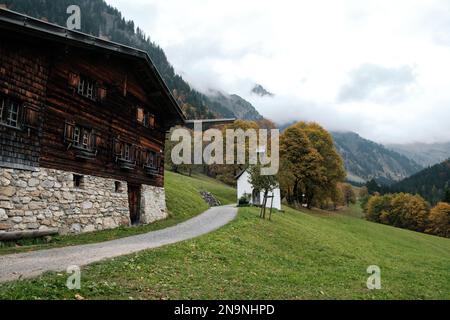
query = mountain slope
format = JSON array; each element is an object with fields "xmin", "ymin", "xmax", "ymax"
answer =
[
  {"xmin": 387, "ymin": 142, "xmax": 450, "ymax": 167},
  {"xmin": 251, "ymin": 84, "xmax": 274, "ymax": 97},
  {"xmin": 3, "ymin": 0, "xmax": 263, "ymax": 121},
  {"xmin": 332, "ymin": 131, "xmax": 423, "ymax": 184},
  {"xmin": 207, "ymin": 90, "xmax": 263, "ymax": 120},
  {"xmin": 389, "ymin": 159, "xmax": 450, "ymax": 204}
]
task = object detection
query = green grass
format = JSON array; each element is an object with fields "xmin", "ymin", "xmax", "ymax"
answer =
[
  {"xmin": 337, "ymin": 202, "xmax": 365, "ymax": 218},
  {"xmin": 1, "ymin": 204, "xmax": 449, "ymax": 300},
  {"xmin": 0, "ymin": 171, "xmax": 236, "ymax": 255}
]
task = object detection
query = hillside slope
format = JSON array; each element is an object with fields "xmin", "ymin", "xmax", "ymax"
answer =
[
  {"xmin": 1, "ymin": 203, "xmax": 449, "ymax": 299},
  {"xmin": 388, "ymin": 142, "xmax": 450, "ymax": 167},
  {"xmin": 2, "ymin": 0, "xmax": 263, "ymax": 120},
  {"xmin": 332, "ymin": 131, "xmax": 423, "ymax": 184},
  {"xmin": 390, "ymin": 159, "xmax": 450, "ymax": 204}
]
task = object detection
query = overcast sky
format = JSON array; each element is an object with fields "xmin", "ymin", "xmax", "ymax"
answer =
[{"xmin": 107, "ymin": 0, "xmax": 450, "ymax": 144}]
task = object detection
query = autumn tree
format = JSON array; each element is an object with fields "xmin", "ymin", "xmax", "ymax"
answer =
[
  {"xmin": 209, "ymin": 120, "xmax": 261, "ymax": 185},
  {"xmin": 294, "ymin": 122, "xmax": 346, "ymax": 207},
  {"xmin": 427, "ymin": 202, "xmax": 450, "ymax": 238},
  {"xmin": 340, "ymin": 183, "xmax": 356, "ymax": 206},
  {"xmin": 248, "ymin": 164, "xmax": 279, "ymax": 220},
  {"xmin": 280, "ymin": 122, "xmax": 345, "ymax": 209},
  {"xmin": 280, "ymin": 125, "xmax": 323, "ymax": 208},
  {"xmin": 366, "ymin": 194, "xmax": 392, "ymax": 223},
  {"xmin": 359, "ymin": 186, "xmax": 369, "ymax": 199},
  {"xmin": 388, "ymin": 193, "xmax": 429, "ymax": 232}
]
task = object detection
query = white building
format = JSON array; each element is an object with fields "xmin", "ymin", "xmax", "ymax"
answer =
[{"xmin": 236, "ymin": 169, "xmax": 282, "ymax": 210}]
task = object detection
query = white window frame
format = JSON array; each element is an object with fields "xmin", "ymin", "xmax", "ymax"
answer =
[{"xmin": 0, "ymin": 97, "xmax": 21, "ymax": 129}]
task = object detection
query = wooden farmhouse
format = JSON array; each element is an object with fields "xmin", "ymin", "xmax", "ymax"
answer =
[{"xmin": 0, "ymin": 9, "xmax": 185, "ymax": 236}]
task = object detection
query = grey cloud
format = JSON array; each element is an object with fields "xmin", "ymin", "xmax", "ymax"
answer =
[{"xmin": 337, "ymin": 64, "xmax": 416, "ymax": 104}]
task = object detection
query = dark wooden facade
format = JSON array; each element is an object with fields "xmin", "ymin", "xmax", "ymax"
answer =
[{"xmin": 0, "ymin": 9, "xmax": 185, "ymax": 188}]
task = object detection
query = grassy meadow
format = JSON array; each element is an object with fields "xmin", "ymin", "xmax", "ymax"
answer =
[{"xmin": 0, "ymin": 173, "xmax": 448, "ymax": 299}]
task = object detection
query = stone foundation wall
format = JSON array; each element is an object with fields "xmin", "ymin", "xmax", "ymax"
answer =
[
  {"xmin": 140, "ymin": 184, "xmax": 168, "ymax": 224},
  {"xmin": 0, "ymin": 167, "xmax": 130, "ymax": 235}
]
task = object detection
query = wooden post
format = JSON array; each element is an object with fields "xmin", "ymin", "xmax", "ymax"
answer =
[{"xmin": 269, "ymin": 195, "xmax": 274, "ymax": 221}]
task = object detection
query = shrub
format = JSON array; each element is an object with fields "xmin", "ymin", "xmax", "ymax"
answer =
[
  {"xmin": 427, "ymin": 202, "xmax": 450, "ymax": 238},
  {"xmin": 366, "ymin": 193, "xmax": 430, "ymax": 232},
  {"xmin": 238, "ymin": 193, "xmax": 251, "ymax": 206},
  {"xmin": 366, "ymin": 194, "xmax": 392, "ymax": 223},
  {"xmin": 389, "ymin": 193, "xmax": 429, "ymax": 232}
]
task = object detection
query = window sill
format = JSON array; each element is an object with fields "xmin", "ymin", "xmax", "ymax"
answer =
[
  {"xmin": 0, "ymin": 123, "xmax": 23, "ymax": 131},
  {"xmin": 117, "ymin": 158, "xmax": 136, "ymax": 170},
  {"xmin": 144, "ymin": 165, "xmax": 160, "ymax": 176}
]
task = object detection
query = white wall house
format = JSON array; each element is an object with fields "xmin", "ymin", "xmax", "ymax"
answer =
[{"xmin": 236, "ymin": 169, "xmax": 282, "ymax": 210}]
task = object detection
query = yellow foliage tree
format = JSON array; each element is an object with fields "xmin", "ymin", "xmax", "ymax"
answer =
[{"xmin": 427, "ymin": 202, "xmax": 450, "ymax": 238}]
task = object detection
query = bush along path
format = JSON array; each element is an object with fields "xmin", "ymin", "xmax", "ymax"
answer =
[{"xmin": 0, "ymin": 205, "xmax": 237, "ymax": 283}]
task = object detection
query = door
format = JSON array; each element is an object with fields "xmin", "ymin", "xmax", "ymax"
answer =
[
  {"xmin": 252, "ymin": 189, "xmax": 261, "ymax": 206},
  {"xmin": 128, "ymin": 184, "xmax": 141, "ymax": 225}
]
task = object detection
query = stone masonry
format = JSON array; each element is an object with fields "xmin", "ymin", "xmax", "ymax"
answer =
[
  {"xmin": 0, "ymin": 167, "xmax": 131, "ymax": 235},
  {"xmin": 140, "ymin": 184, "xmax": 168, "ymax": 224}
]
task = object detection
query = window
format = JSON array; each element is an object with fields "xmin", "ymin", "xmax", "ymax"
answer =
[
  {"xmin": 115, "ymin": 181, "xmax": 122, "ymax": 193},
  {"xmin": 72, "ymin": 126, "xmax": 94, "ymax": 151},
  {"xmin": 136, "ymin": 107, "xmax": 155, "ymax": 129},
  {"xmin": 64, "ymin": 121, "xmax": 97, "ymax": 153},
  {"xmin": 0, "ymin": 96, "xmax": 21, "ymax": 128},
  {"xmin": 73, "ymin": 174, "xmax": 84, "ymax": 188},
  {"xmin": 77, "ymin": 75, "xmax": 97, "ymax": 100},
  {"xmin": 146, "ymin": 150, "xmax": 157, "ymax": 169},
  {"xmin": 142, "ymin": 149, "xmax": 160, "ymax": 174},
  {"xmin": 122, "ymin": 143, "xmax": 131, "ymax": 161},
  {"xmin": 113, "ymin": 139, "xmax": 137, "ymax": 170}
]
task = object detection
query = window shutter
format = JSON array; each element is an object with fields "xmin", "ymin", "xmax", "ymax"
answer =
[
  {"xmin": 131, "ymin": 144, "xmax": 138, "ymax": 162},
  {"xmin": 136, "ymin": 107, "xmax": 144, "ymax": 124},
  {"xmin": 22, "ymin": 104, "xmax": 40, "ymax": 129},
  {"xmin": 156, "ymin": 153, "xmax": 161, "ymax": 170},
  {"xmin": 90, "ymin": 129, "xmax": 98, "ymax": 151},
  {"xmin": 68, "ymin": 72, "xmax": 80, "ymax": 88},
  {"xmin": 113, "ymin": 138, "xmax": 122, "ymax": 157},
  {"xmin": 148, "ymin": 114, "xmax": 155, "ymax": 128},
  {"xmin": 97, "ymin": 87, "xmax": 107, "ymax": 101},
  {"xmin": 64, "ymin": 120, "xmax": 76, "ymax": 143}
]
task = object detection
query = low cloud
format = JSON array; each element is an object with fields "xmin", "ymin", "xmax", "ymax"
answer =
[
  {"xmin": 338, "ymin": 64, "xmax": 416, "ymax": 104},
  {"xmin": 107, "ymin": 0, "xmax": 450, "ymax": 144}
]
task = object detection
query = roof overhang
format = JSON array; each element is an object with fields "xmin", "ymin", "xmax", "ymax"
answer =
[{"xmin": 0, "ymin": 8, "xmax": 186, "ymax": 127}]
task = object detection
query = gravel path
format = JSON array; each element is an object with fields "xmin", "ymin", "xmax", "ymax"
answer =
[{"xmin": 0, "ymin": 205, "xmax": 237, "ymax": 283}]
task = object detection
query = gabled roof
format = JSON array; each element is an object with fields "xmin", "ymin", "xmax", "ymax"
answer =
[
  {"xmin": 235, "ymin": 167, "xmax": 249, "ymax": 180},
  {"xmin": 0, "ymin": 8, "xmax": 185, "ymax": 126}
]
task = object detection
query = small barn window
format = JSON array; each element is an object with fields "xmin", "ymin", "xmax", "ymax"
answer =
[
  {"xmin": 73, "ymin": 174, "xmax": 84, "ymax": 188},
  {"xmin": 115, "ymin": 181, "xmax": 122, "ymax": 193},
  {"xmin": 136, "ymin": 107, "xmax": 155, "ymax": 129},
  {"xmin": 77, "ymin": 75, "xmax": 97, "ymax": 100},
  {"xmin": 0, "ymin": 96, "xmax": 21, "ymax": 129}
]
